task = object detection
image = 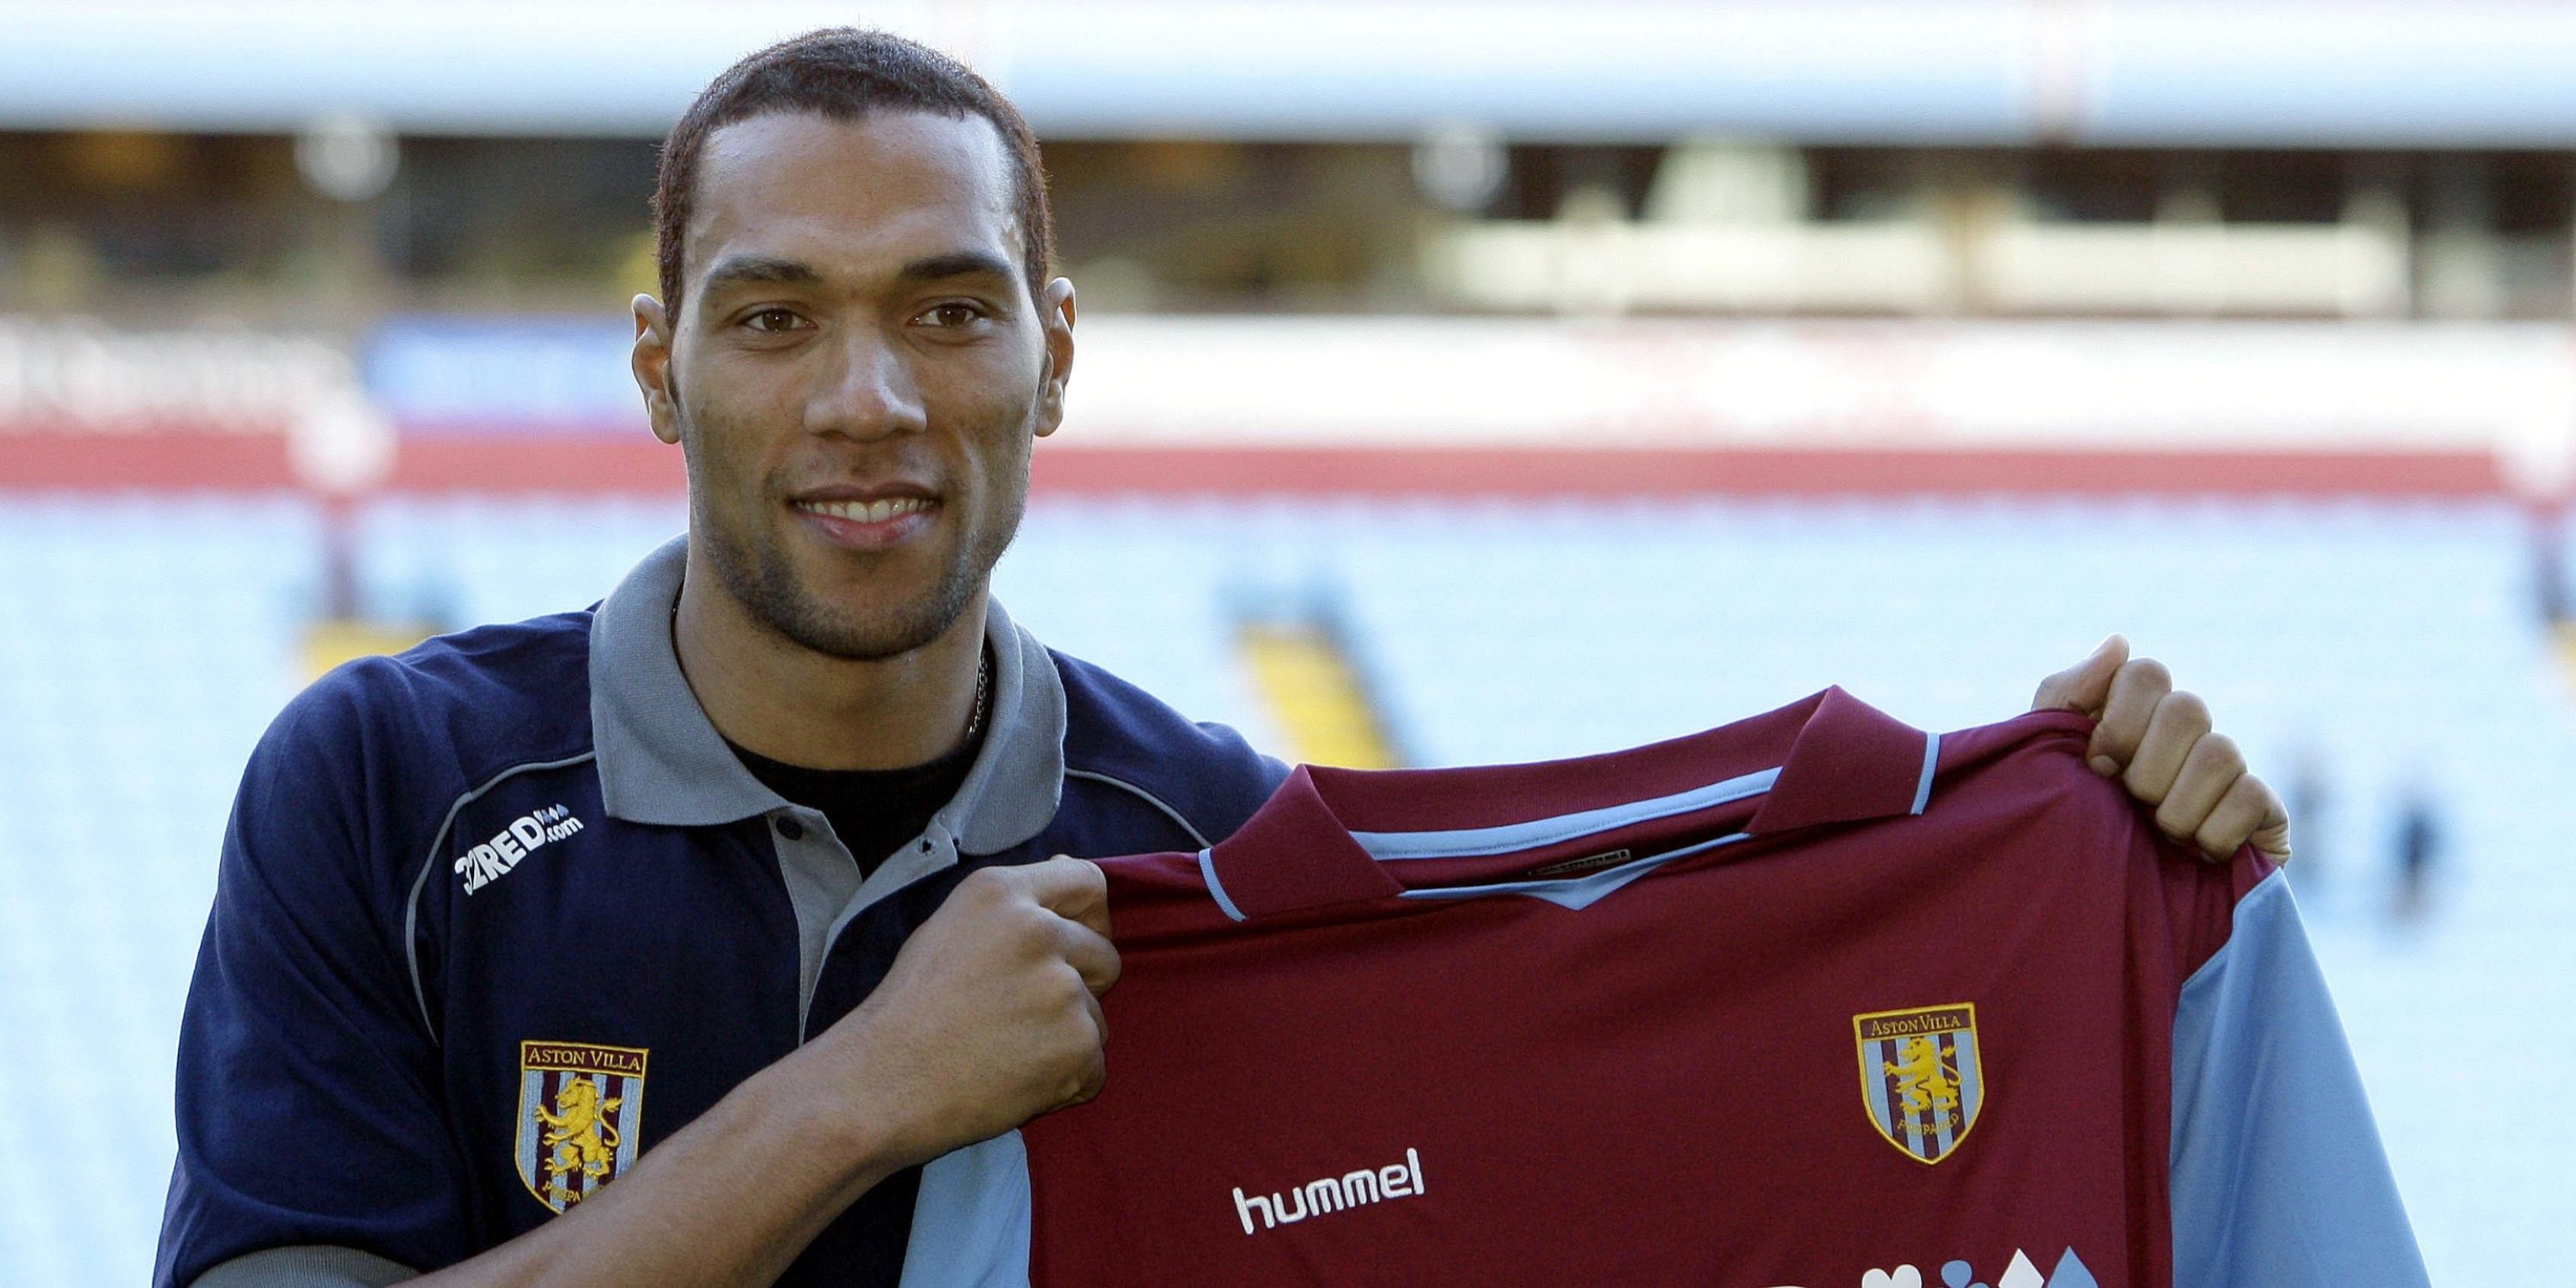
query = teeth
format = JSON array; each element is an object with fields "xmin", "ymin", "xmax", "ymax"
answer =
[{"xmin": 799, "ymin": 497, "xmax": 933, "ymax": 523}]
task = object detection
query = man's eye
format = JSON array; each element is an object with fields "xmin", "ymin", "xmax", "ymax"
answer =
[
  {"xmin": 744, "ymin": 307, "xmax": 804, "ymax": 332},
  {"xmin": 921, "ymin": 303, "xmax": 985, "ymax": 328}
]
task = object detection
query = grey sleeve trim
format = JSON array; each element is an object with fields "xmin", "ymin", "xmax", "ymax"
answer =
[
  {"xmin": 1196, "ymin": 848, "xmax": 1249, "ymax": 923},
  {"xmin": 190, "ymin": 1244, "xmax": 417, "ymax": 1288},
  {"xmin": 1061, "ymin": 769, "xmax": 1214, "ymax": 849},
  {"xmin": 1909, "ymin": 730, "xmax": 1941, "ymax": 815},
  {"xmin": 402, "ymin": 753, "xmax": 599, "ymax": 1044}
]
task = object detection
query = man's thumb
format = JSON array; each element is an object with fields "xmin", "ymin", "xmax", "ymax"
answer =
[{"xmin": 2031, "ymin": 633, "xmax": 2129, "ymax": 714}]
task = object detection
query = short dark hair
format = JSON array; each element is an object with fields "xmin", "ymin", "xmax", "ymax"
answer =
[{"xmin": 651, "ymin": 27, "xmax": 1054, "ymax": 315}]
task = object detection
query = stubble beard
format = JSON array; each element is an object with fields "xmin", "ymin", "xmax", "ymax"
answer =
[{"xmin": 683, "ymin": 410, "xmax": 1032, "ymax": 665}]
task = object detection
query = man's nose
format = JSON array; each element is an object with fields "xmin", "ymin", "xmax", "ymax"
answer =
[{"xmin": 806, "ymin": 324, "xmax": 929, "ymax": 441}]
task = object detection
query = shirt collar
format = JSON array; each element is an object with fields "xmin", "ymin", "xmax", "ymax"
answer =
[
  {"xmin": 589, "ymin": 535, "xmax": 1066, "ymax": 854},
  {"xmin": 1202, "ymin": 686, "xmax": 1936, "ymax": 919},
  {"xmin": 1743, "ymin": 685, "xmax": 1941, "ymax": 835}
]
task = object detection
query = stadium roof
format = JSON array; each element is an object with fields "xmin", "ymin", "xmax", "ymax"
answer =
[{"xmin": 8, "ymin": 1, "xmax": 2576, "ymax": 147}]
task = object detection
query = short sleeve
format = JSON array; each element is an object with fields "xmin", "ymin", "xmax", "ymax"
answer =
[
  {"xmin": 155, "ymin": 674, "xmax": 469, "ymax": 1287},
  {"xmin": 2167, "ymin": 872, "xmax": 2431, "ymax": 1287},
  {"xmin": 901, "ymin": 1130, "xmax": 1031, "ymax": 1288}
]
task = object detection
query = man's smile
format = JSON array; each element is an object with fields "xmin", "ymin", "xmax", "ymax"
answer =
[{"xmin": 792, "ymin": 491, "xmax": 942, "ymax": 550}]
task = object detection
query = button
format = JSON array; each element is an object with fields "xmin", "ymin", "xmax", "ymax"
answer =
[{"xmin": 774, "ymin": 817, "xmax": 805, "ymax": 841}]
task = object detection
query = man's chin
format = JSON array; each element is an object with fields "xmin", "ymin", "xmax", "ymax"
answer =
[{"xmin": 763, "ymin": 581, "xmax": 976, "ymax": 663}]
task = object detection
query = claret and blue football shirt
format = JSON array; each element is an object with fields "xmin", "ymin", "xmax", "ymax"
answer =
[{"xmin": 902, "ymin": 688, "xmax": 2428, "ymax": 1288}]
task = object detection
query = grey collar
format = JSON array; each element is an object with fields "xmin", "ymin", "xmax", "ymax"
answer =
[{"xmin": 589, "ymin": 535, "xmax": 1066, "ymax": 855}]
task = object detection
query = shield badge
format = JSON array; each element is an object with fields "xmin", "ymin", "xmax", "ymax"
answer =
[
  {"xmin": 516, "ymin": 1041, "xmax": 647, "ymax": 1211},
  {"xmin": 1854, "ymin": 1003, "xmax": 1983, "ymax": 1164}
]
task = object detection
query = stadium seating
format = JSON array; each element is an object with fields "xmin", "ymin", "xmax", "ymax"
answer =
[
  {"xmin": 1, "ymin": 492, "xmax": 2561, "ymax": 1284},
  {"xmin": 0, "ymin": 495, "xmax": 322, "ymax": 1285}
]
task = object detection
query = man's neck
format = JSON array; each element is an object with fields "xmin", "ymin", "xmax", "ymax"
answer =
[{"xmin": 671, "ymin": 550, "xmax": 987, "ymax": 773}]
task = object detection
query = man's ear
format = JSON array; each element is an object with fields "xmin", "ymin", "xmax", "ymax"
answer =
[
  {"xmin": 632, "ymin": 294, "xmax": 682, "ymax": 446},
  {"xmin": 1034, "ymin": 276, "xmax": 1076, "ymax": 440}
]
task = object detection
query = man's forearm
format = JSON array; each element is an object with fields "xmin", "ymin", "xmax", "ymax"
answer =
[
  {"xmin": 409, "ymin": 1044, "xmax": 903, "ymax": 1288},
  {"xmin": 387, "ymin": 857, "xmax": 1111, "ymax": 1288}
]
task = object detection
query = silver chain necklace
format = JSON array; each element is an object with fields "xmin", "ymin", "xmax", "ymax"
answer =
[{"xmin": 964, "ymin": 647, "xmax": 991, "ymax": 743}]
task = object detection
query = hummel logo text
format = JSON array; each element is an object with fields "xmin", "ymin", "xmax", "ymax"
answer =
[
  {"xmin": 457, "ymin": 804, "xmax": 583, "ymax": 894},
  {"xmin": 1232, "ymin": 1148, "xmax": 1424, "ymax": 1234}
]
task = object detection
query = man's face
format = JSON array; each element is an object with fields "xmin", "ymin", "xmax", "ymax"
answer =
[{"xmin": 639, "ymin": 109, "xmax": 1072, "ymax": 661}]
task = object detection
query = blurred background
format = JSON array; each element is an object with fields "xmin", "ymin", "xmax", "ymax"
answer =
[{"xmin": 3, "ymin": 0, "xmax": 2570, "ymax": 1281}]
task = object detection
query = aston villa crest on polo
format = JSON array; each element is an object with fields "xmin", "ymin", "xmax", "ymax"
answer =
[
  {"xmin": 517, "ymin": 1041, "xmax": 647, "ymax": 1211},
  {"xmin": 1854, "ymin": 1003, "xmax": 1984, "ymax": 1163}
]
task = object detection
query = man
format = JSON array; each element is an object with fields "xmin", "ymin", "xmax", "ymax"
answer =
[{"xmin": 157, "ymin": 29, "xmax": 2292, "ymax": 1288}]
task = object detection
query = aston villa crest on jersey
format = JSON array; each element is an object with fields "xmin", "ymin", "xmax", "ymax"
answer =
[
  {"xmin": 1854, "ymin": 1003, "xmax": 1984, "ymax": 1163},
  {"xmin": 517, "ymin": 1041, "xmax": 647, "ymax": 1211}
]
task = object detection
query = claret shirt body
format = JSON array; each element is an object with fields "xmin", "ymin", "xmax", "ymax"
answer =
[{"xmin": 904, "ymin": 689, "xmax": 2427, "ymax": 1288}]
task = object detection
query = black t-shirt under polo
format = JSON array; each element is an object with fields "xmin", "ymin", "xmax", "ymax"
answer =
[{"xmin": 725, "ymin": 725, "xmax": 985, "ymax": 880}]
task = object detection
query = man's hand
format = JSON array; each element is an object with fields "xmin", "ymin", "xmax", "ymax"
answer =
[
  {"xmin": 2032, "ymin": 635, "xmax": 2291, "ymax": 864},
  {"xmin": 829, "ymin": 856, "xmax": 1119, "ymax": 1168}
]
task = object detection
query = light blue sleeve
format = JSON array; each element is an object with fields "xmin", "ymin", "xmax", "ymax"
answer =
[
  {"xmin": 900, "ymin": 1129, "xmax": 1033, "ymax": 1288},
  {"xmin": 2169, "ymin": 872, "xmax": 2430, "ymax": 1287}
]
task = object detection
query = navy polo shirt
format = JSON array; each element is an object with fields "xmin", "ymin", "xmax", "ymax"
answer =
[{"xmin": 155, "ymin": 536, "xmax": 1286, "ymax": 1288}]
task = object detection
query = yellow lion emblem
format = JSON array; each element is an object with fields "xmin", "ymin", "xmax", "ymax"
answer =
[
  {"xmin": 537, "ymin": 1078, "xmax": 623, "ymax": 1204},
  {"xmin": 1855, "ymin": 1004, "xmax": 1981, "ymax": 1163},
  {"xmin": 1882, "ymin": 1035, "xmax": 1961, "ymax": 1116}
]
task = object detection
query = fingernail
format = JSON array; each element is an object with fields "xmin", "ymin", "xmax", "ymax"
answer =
[{"xmin": 2089, "ymin": 756, "xmax": 2118, "ymax": 776}]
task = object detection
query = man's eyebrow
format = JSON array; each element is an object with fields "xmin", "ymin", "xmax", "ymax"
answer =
[
  {"xmin": 698, "ymin": 254, "xmax": 823, "ymax": 295},
  {"xmin": 897, "ymin": 251, "xmax": 1018, "ymax": 284}
]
